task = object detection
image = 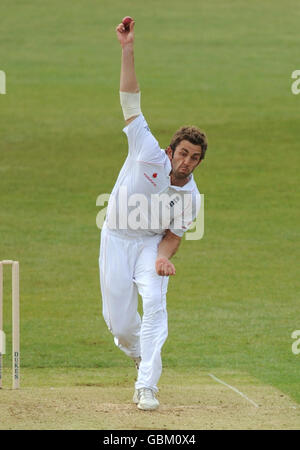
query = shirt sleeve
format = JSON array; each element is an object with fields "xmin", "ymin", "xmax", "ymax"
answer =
[
  {"xmin": 122, "ymin": 114, "xmax": 164, "ymax": 164},
  {"xmin": 169, "ymin": 192, "xmax": 201, "ymax": 237}
]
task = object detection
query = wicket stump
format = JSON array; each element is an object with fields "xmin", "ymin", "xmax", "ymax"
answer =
[{"xmin": 0, "ymin": 260, "xmax": 20, "ymax": 389}]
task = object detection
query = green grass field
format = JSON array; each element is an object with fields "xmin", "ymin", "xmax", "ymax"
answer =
[{"xmin": 1, "ymin": 0, "xmax": 300, "ymax": 429}]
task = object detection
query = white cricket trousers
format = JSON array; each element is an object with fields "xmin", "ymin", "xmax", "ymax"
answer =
[{"xmin": 99, "ymin": 223, "xmax": 169, "ymax": 393}]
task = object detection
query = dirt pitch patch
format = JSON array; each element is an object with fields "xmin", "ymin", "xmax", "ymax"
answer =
[{"xmin": 0, "ymin": 368, "xmax": 299, "ymax": 429}]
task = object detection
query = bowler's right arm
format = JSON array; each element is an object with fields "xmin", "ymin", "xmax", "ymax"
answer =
[{"xmin": 116, "ymin": 20, "xmax": 140, "ymax": 125}]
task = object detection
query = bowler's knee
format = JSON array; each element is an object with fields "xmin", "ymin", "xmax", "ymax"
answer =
[
  {"xmin": 143, "ymin": 294, "xmax": 167, "ymax": 317},
  {"xmin": 111, "ymin": 320, "xmax": 137, "ymax": 342}
]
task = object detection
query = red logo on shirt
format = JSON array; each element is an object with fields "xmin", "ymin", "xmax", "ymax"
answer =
[
  {"xmin": 152, "ymin": 173, "xmax": 157, "ymax": 178},
  {"xmin": 144, "ymin": 173, "xmax": 157, "ymax": 187}
]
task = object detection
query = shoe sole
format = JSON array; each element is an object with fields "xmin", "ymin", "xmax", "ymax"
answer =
[{"xmin": 137, "ymin": 402, "xmax": 159, "ymax": 411}]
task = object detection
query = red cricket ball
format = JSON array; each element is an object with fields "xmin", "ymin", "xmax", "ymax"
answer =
[{"xmin": 122, "ymin": 16, "xmax": 134, "ymax": 31}]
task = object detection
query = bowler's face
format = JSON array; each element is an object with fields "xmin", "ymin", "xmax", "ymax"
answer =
[{"xmin": 167, "ymin": 140, "xmax": 202, "ymax": 180}]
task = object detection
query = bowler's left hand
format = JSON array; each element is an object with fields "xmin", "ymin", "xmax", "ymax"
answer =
[{"xmin": 155, "ymin": 257, "xmax": 176, "ymax": 276}]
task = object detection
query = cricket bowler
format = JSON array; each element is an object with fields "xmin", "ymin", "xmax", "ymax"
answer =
[{"xmin": 99, "ymin": 18, "xmax": 208, "ymax": 410}]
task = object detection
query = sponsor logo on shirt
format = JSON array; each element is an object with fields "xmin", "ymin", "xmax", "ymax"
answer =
[
  {"xmin": 169, "ymin": 196, "xmax": 180, "ymax": 208},
  {"xmin": 144, "ymin": 172, "xmax": 157, "ymax": 187}
]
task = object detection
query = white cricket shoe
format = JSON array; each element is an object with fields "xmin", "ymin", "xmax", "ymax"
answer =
[{"xmin": 136, "ymin": 388, "xmax": 159, "ymax": 411}]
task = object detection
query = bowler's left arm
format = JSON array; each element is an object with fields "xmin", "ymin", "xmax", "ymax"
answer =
[{"xmin": 155, "ymin": 230, "xmax": 181, "ymax": 276}]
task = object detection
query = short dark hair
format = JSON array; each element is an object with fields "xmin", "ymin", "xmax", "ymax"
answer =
[{"xmin": 170, "ymin": 126, "xmax": 208, "ymax": 160}]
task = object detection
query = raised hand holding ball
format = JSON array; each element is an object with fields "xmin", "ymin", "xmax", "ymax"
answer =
[{"xmin": 122, "ymin": 16, "xmax": 134, "ymax": 31}]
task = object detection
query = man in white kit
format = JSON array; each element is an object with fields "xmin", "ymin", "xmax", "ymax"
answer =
[{"xmin": 99, "ymin": 19, "xmax": 208, "ymax": 410}]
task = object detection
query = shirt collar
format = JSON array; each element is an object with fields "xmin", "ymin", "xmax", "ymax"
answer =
[{"xmin": 169, "ymin": 173, "xmax": 195, "ymax": 193}]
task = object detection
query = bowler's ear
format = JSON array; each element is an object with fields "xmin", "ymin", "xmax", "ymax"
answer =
[{"xmin": 166, "ymin": 146, "xmax": 173, "ymax": 161}]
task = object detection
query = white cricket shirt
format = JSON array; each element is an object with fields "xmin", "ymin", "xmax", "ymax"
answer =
[{"xmin": 105, "ymin": 113, "xmax": 201, "ymax": 238}]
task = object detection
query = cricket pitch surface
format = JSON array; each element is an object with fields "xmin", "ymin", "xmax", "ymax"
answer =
[{"xmin": 0, "ymin": 368, "xmax": 299, "ymax": 430}]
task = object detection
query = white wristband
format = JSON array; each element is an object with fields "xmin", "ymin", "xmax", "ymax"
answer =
[{"xmin": 120, "ymin": 91, "xmax": 141, "ymax": 120}]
